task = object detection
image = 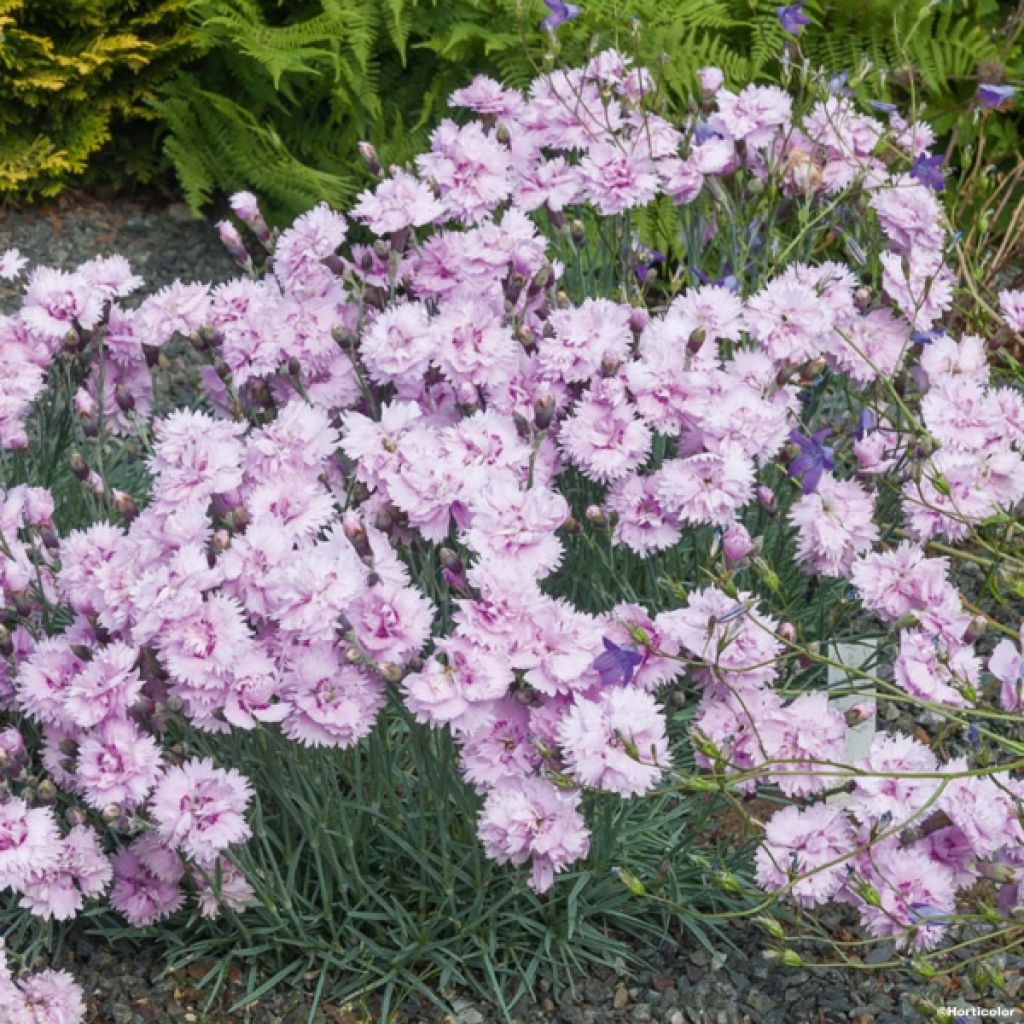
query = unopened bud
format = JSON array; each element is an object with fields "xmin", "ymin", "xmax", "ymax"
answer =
[
  {"xmin": 439, "ymin": 547, "xmax": 464, "ymax": 574},
  {"xmin": 686, "ymin": 327, "xmax": 706, "ymax": 353},
  {"xmin": 780, "ymin": 950, "xmax": 803, "ymax": 968},
  {"xmin": 610, "ymin": 866, "xmax": 646, "ymax": 896},
  {"xmin": 65, "ymin": 807, "xmax": 87, "ymax": 828},
  {"xmin": 756, "ymin": 485, "xmax": 777, "ymax": 513},
  {"xmin": 101, "ymin": 803, "xmax": 121, "ymax": 823},
  {"xmin": 722, "ymin": 523, "xmax": 754, "ymax": 563},
  {"xmin": 585, "ymin": 505, "xmax": 607, "ymax": 527},
  {"xmin": 378, "ymin": 662, "xmax": 403, "ymax": 684},
  {"xmin": 36, "ymin": 779, "xmax": 57, "ymax": 804},
  {"xmin": 534, "ymin": 395, "xmax": 556, "ymax": 430},
  {"xmin": 70, "ymin": 644, "xmax": 93, "ymax": 662},
  {"xmin": 113, "ymin": 489, "xmax": 138, "ymax": 523},
  {"xmin": 754, "ymin": 916, "xmax": 785, "ymax": 940},
  {"xmin": 357, "ymin": 141, "xmax": 381, "ymax": 176},
  {"xmin": 0, "ymin": 625, "xmax": 12, "ymax": 658},
  {"xmin": 777, "ymin": 622, "xmax": 797, "ymax": 644},
  {"xmin": 69, "ymin": 452, "xmax": 90, "ymax": 481}
]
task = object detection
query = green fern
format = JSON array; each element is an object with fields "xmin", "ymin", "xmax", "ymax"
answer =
[{"xmin": 153, "ymin": 0, "xmax": 1023, "ymax": 221}]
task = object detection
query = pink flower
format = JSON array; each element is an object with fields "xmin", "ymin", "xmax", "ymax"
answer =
[
  {"xmin": 21, "ymin": 267, "xmax": 103, "ymax": 339},
  {"xmin": 0, "ymin": 799, "xmax": 59, "ymax": 889},
  {"xmin": 760, "ymin": 692, "xmax": 847, "ymax": 797},
  {"xmin": 63, "ymin": 642, "xmax": 143, "ymax": 729},
  {"xmin": 712, "ymin": 85, "xmax": 792, "ymax": 148},
  {"xmin": 988, "ymin": 632, "xmax": 1023, "ymax": 712},
  {"xmin": 272, "ymin": 203, "xmax": 347, "ymax": 297},
  {"xmin": 892, "ymin": 631, "xmax": 978, "ymax": 707},
  {"xmin": 347, "ymin": 583, "xmax": 434, "ymax": 666},
  {"xmin": 404, "ymin": 636, "xmax": 513, "ymax": 734},
  {"xmin": 756, "ymin": 803, "xmax": 855, "ymax": 907},
  {"xmin": 561, "ymin": 389, "xmax": 652, "ymax": 484},
  {"xmin": 135, "ymin": 281, "xmax": 212, "ymax": 347},
  {"xmin": 352, "ymin": 170, "xmax": 446, "ymax": 235},
  {"xmin": 998, "ymin": 288, "xmax": 1024, "ymax": 332},
  {"xmin": 857, "ymin": 846, "xmax": 956, "ymax": 950},
  {"xmin": 578, "ymin": 142, "xmax": 659, "ymax": 214},
  {"xmin": 605, "ymin": 474, "xmax": 681, "ymax": 555},
  {"xmin": 745, "ymin": 276, "xmax": 833, "ymax": 363},
  {"xmin": 149, "ymin": 757, "xmax": 253, "ymax": 866},
  {"xmin": 282, "ymin": 645, "xmax": 385, "ymax": 748},
  {"xmin": 149, "ymin": 410, "xmax": 245, "ymax": 506},
  {"xmin": 20, "ymin": 826, "xmax": 112, "ymax": 921},
  {"xmin": 850, "ymin": 731, "xmax": 940, "ymax": 824},
  {"xmin": 558, "ymin": 687, "xmax": 667, "ymax": 796},
  {"xmin": 76, "ymin": 718, "xmax": 163, "ymax": 811},
  {"xmin": 459, "ymin": 700, "xmax": 540, "ymax": 792},
  {"xmin": 360, "ymin": 302, "xmax": 434, "ymax": 386},
  {"xmin": 540, "ymin": 299, "xmax": 633, "ymax": 384},
  {"xmin": 110, "ymin": 843, "xmax": 184, "ymax": 926},
  {"xmin": 478, "ymin": 776, "xmax": 590, "ymax": 892},
  {"xmin": 788, "ymin": 473, "xmax": 879, "ymax": 576},
  {"xmin": 415, "ymin": 119, "xmax": 512, "ymax": 224},
  {"xmin": 0, "ymin": 248, "xmax": 27, "ymax": 280},
  {"xmin": 463, "ymin": 475, "xmax": 568, "ymax": 577},
  {"xmin": 655, "ymin": 446, "xmax": 754, "ymax": 527},
  {"xmin": 11, "ymin": 965, "xmax": 86, "ymax": 1024}
]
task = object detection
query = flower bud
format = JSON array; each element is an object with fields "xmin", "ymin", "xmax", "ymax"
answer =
[
  {"xmin": 378, "ymin": 662, "xmax": 403, "ymax": 684},
  {"xmin": 101, "ymin": 803, "xmax": 121, "ymax": 823},
  {"xmin": 753, "ymin": 916, "xmax": 785, "ymax": 940},
  {"xmin": 533, "ymin": 395, "xmax": 556, "ymax": 430},
  {"xmin": 584, "ymin": 505, "xmax": 607, "ymax": 527},
  {"xmin": 69, "ymin": 452, "xmax": 90, "ymax": 481},
  {"xmin": 722, "ymin": 523, "xmax": 754, "ymax": 563},
  {"xmin": 610, "ymin": 866, "xmax": 646, "ymax": 896},
  {"xmin": 36, "ymin": 779, "xmax": 57, "ymax": 805},
  {"xmin": 628, "ymin": 308, "xmax": 649, "ymax": 333},
  {"xmin": 357, "ymin": 141, "xmax": 381, "ymax": 176},
  {"xmin": 73, "ymin": 390, "xmax": 96, "ymax": 419},
  {"xmin": 777, "ymin": 622, "xmax": 797, "ymax": 644},
  {"xmin": 70, "ymin": 644, "xmax": 93, "ymax": 662},
  {"xmin": 756, "ymin": 485, "xmax": 777, "ymax": 513},
  {"xmin": 0, "ymin": 625, "xmax": 12, "ymax": 658},
  {"xmin": 780, "ymin": 950, "xmax": 803, "ymax": 968},
  {"xmin": 113, "ymin": 489, "xmax": 138, "ymax": 523},
  {"xmin": 65, "ymin": 807, "xmax": 87, "ymax": 828}
]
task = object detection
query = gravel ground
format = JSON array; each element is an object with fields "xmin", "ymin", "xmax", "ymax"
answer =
[
  {"xmin": 4, "ymin": 197, "xmax": 1023, "ymax": 1023},
  {"xmin": 0, "ymin": 194, "xmax": 237, "ymax": 312}
]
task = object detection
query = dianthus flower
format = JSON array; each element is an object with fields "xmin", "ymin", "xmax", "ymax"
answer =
[
  {"xmin": 150, "ymin": 757, "xmax": 253, "ymax": 866},
  {"xmin": 755, "ymin": 803, "xmax": 855, "ymax": 907},
  {"xmin": 478, "ymin": 777, "xmax": 590, "ymax": 892},
  {"xmin": 558, "ymin": 687, "xmax": 668, "ymax": 796}
]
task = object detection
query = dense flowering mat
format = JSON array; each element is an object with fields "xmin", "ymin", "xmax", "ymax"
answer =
[{"xmin": 0, "ymin": 45, "xmax": 1023, "ymax": 1020}]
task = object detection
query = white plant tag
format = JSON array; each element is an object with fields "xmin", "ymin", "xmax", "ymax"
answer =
[{"xmin": 826, "ymin": 640, "xmax": 878, "ymax": 806}]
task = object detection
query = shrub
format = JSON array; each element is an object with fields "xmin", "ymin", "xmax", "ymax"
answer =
[
  {"xmin": 0, "ymin": 46, "xmax": 1023, "ymax": 1018},
  {"xmin": 0, "ymin": 0, "xmax": 197, "ymax": 201},
  {"xmin": 154, "ymin": 0, "xmax": 1024, "ymax": 220}
]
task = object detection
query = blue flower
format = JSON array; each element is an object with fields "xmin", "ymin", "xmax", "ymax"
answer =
[
  {"xmin": 910, "ymin": 153, "xmax": 946, "ymax": 192},
  {"xmin": 777, "ymin": 1, "xmax": 810, "ymax": 35},
  {"xmin": 541, "ymin": 0, "xmax": 580, "ymax": 31},
  {"xmin": 593, "ymin": 637, "xmax": 644, "ymax": 686},
  {"xmin": 978, "ymin": 83, "xmax": 1017, "ymax": 110},
  {"xmin": 911, "ymin": 329, "xmax": 944, "ymax": 346},
  {"xmin": 788, "ymin": 428, "xmax": 834, "ymax": 494},
  {"xmin": 967, "ymin": 722, "xmax": 980, "ymax": 750},
  {"xmin": 868, "ymin": 99, "xmax": 898, "ymax": 114},
  {"xmin": 856, "ymin": 408, "xmax": 876, "ymax": 441}
]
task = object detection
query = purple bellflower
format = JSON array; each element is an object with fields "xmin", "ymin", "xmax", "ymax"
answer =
[{"xmin": 788, "ymin": 428, "xmax": 834, "ymax": 494}]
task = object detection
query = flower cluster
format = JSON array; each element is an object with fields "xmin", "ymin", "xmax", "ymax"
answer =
[{"xmin": 0, "ymin": 49, "xmax": 1021, "ymax": 973}]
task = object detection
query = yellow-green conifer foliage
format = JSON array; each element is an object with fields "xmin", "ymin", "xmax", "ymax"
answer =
[{"xmin": 0, "ymin": 0, "xmax": 197, "ymax": 200}]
